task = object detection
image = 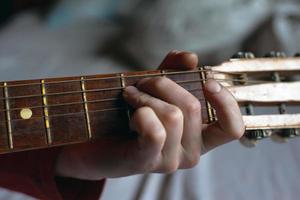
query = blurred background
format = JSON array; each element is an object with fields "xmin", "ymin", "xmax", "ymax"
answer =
[{"xmin": 0, "ymin": 0, "xmax": 300, "ymax": 199}]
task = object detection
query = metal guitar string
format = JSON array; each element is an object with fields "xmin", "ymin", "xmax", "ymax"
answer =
[
  {"xmin": 0, "ymin": 69, "xmax": 262, "ymax": 89},
  {"xmin": 0, "ymin": 69, "xmax": 286, "ymax": 124}
]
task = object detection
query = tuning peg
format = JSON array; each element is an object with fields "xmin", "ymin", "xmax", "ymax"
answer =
[
  {"xmin": 264, "ymin": 51, "xmax": 286, "ymax": 58},
  {"xmin": 239, "ymin": 136, "xmax": 257, "ymax": 148},
  {"xmin": 294, "ymin": 53, "xmax": 300, "ymax": 57},
  {"xmin": 231, "ymin": 51, "xmax": 255, "ymax": 59},
  {"xmin": 271, "ymin": 129, "xmax": 299, "ymax": 143},
  {"xmin": 239, "ymin": 129, "xmax": 271, "ymax": 148}
]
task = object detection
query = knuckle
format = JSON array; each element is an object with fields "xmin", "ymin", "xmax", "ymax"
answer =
[
  {"xmin": 164, "ymin": 106, "xmax": 183, "ymax": 125},
  {"xmin": 132, "ymin": 107, "xmax": 148, "ymax": 121},
  {"xmin": 145, "ymin": 126, "xmax": 166, "ymax": 146},
  {"xmin": 183, "ymin": 153, "xmax": 200, "ymax": 169},
  {"xmin": 185, "ymin": 97, "xmax": 201, "ymax": 116},
  {"xmin": 152, "ymin": 77, "xmax": 168, "ymax": 89},
  {"xmin": 136, "ymin": 93, "xmax": 150, "ymax": 106},
  {"xmin": 162, "ymin": 160, "xmax": 179, "ymax": 173}
]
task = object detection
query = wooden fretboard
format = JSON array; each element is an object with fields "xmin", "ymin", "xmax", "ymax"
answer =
[{"xmin": 0, "ymin": 69, "xmax": 210, "ymax": 154}]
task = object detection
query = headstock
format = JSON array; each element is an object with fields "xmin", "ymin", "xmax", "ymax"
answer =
[{"xmin": 207, "ymin": 51, "xmax": 300, "ymax": 147}]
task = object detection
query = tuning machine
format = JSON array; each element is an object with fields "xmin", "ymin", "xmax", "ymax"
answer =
[
  {"xmin": 230, "ymin": 52, "xmax": 254, "ymax": 85},
  {"xmin": 271, "ymin": 129, "xmax": 300, "ymax": 143},
  {"xmin": 264, "ymin": 51, "xmax": 286, "ymax": 58},
  {"xmin": 231, "ymin": 51, "xmax": 255, "ymax": 59},
  {"xmin": 240, "ymin": 129, "xmax": 272, "ymax": 148}
]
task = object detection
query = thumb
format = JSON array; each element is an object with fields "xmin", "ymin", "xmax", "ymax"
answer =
[
  {"xmin": 159, "ymin": 51, "xmax": 199, "ymax": 70},
  {"xmin": 201, "ymin": 79, "xmax": 245, "ymax": 153}
]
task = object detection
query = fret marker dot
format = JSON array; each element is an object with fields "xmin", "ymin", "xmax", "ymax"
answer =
[{"xmin": 20, "ymin": 108, "xmax": 32, "ymax": 119}]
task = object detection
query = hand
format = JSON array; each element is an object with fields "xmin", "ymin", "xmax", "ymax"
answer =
[{"xmin": 55, "ymin": 51, "xmax": 245, "ymax": 180}]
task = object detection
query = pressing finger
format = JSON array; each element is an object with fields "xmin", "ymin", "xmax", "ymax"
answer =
[
  {"xmin": 123, "ymin": 86, "xmax": 184, "ymax": 172},
  {"xmin": 136, "ymin": 77, "xmax": 202, "ymax": 167},
  {"xmin": 159, "ymin": 51, "xmax": 199, "ymax": 70}
]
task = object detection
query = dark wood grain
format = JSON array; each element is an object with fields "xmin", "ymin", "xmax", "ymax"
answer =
[
  {"xmin": 84, "ymin": 74, "xmax": 130, "ymax": 138},
  {"xmin": 7, "ymin": 80, "xmax": 46, "ymax": 150},
  {"xmin": 45, "ymin": 77, "xmax": 88, "ymax": 145}
]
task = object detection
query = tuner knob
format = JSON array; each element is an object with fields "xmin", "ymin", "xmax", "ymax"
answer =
[
  {"xmin": 296, "ymin": 129, "xmax": 300, "ymax": 136},
  {"xmin": 271, "ymin": 129, "xmax": 299, "ymax": 143},
  {"xmin": 245, "ymin": 129, "xmax": 271, "ymax": 140},
  {"xmin": 264, "ymin": 51, "xmax": 286, "ymax": 58},
  {"xmin": 239, "ymin": 130, "xmax": 271, "ymax": 148},
  {"xmin": 277, "ymin": 128, "xmax": 298, "ymax": 138},
  {"xmin": 239, "ymin": 136, "xmax": 257, "ymax": 148},
  {"xmin": 294, "ymin": 53, "xmax": 300, "ymax": 57},
  {"xmin": 231, "ymin": 52, "xmax": 255, "ymax": 59}
]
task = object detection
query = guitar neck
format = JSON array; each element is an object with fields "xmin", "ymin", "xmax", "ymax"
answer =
[
  {"xmin": 0, "ymin": 69, "xmax": 210, "ymax": 154},
  {"xmin": 2, "ymin": 57, "xmax": 299, "ymax": 153}
]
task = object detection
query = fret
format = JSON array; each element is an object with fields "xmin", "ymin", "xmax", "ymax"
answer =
[
  {"xmin": 3, "ymin": 82, "xmax": 13, "ymax": 149},
  {"xmin": 6, "ymin": 80, "xmax": 47, "ymax": 150},
  {"xmin": 44, "ymin": 77, "xmax": 88, "ymax": 144},
  {"xmin": 84, "ymin": 74, "xmax": 129, "ymax": 138},
  {"xmin": 160, "ymin": 69, "xmax": 166, "ymax": 77},
  {"xmin": 120, "ymin": 73, "xmax": 131, "ymax": 122},
  {"xmin": 41, "ymin": 80, "xmax": 52, "ymax": 144},
  {"xmin": 0, "ymin": 84, "xmax": 9, "ymax": 152},
  {"xmin": 198, "ymin": 67, "xmax": 216, "ymax": 123},
  {"xmin": 80, "ymin": 77, "xmax": 92, "ymax": 139},
  {"xmin": 124, "ymin": 70, "xmax": 160, "ymax": 86}
]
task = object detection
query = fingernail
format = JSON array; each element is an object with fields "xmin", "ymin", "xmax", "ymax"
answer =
[
  {"xmin": 205, "ymin": 79, "xmax": 222, "ymax": 94},
  {"xmin": 170, "ymin": 50, "xmax": 180, "ymax": 54},
  {"xmin": 123, "ymin": 86, "xmax": 138, "ymax": 98}
]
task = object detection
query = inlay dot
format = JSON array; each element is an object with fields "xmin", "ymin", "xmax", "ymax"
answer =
[{"xmin": 20, "ymin": 108, "xmax": 33, "ymax": 119}]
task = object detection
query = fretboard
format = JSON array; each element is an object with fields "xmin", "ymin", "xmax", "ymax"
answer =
[{"xmin": 0, "ymin": 69, "xmax": 210, "ymax": 154}]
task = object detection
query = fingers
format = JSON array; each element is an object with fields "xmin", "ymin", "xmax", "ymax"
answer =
[
  {"xmin": 122, "ymin": 51, "xmax": 244, "ymax": 174},
  {"xmin": 124, "ymin": 86, "xmax": 184, "ymax": 173},
  {"xmin": 137, "ymin": 77, "xmax": 202, "ymax": 167},
  {"xmin": 159, "ymin": 51, "xmax": 199, "ymax": 70},
  {"xmin": 124, "ymin": 76, "xmax": 202, "ymax": 170},
  {"xmin": 129, "ymin": 107, "xmax": 165, "ymax": 172},
  {"xmin": 201, "ymin": 79, "xmax": 245, "ymax": 153}
]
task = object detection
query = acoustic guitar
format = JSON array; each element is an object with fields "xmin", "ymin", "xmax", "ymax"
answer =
[{"xmin": 0, "ymin": 51, "xmax": 299, "ymax": 154}]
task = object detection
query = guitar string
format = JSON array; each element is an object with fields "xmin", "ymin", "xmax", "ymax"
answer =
[
  {"xmin": 0, "ymin": 93, "xmax": 207, "ymax": 112},
  {"xmin": 0, "ymin": 87, "xmax": 207, "ymax": 113},
  {"xmin": 0, "ymin": 75, "xmax": 274, "ymax": 112},
  {"xmin": 0, "ymin": 69, "xmax": 251, "ymax": 89},
  {"xmin": 0, "ymin": 78, "xmax": 272, "ymax": 101},
  {"xmin": 0, "ymin": 70, "xmax": 284, "ymax": 123},
  {"xmin": 0, "ymin": 83, "xmax": 212, "ymax": 124},
  {"xmin": 0, "ymin": 107, "xmax": 212, "ymax": 124}
]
